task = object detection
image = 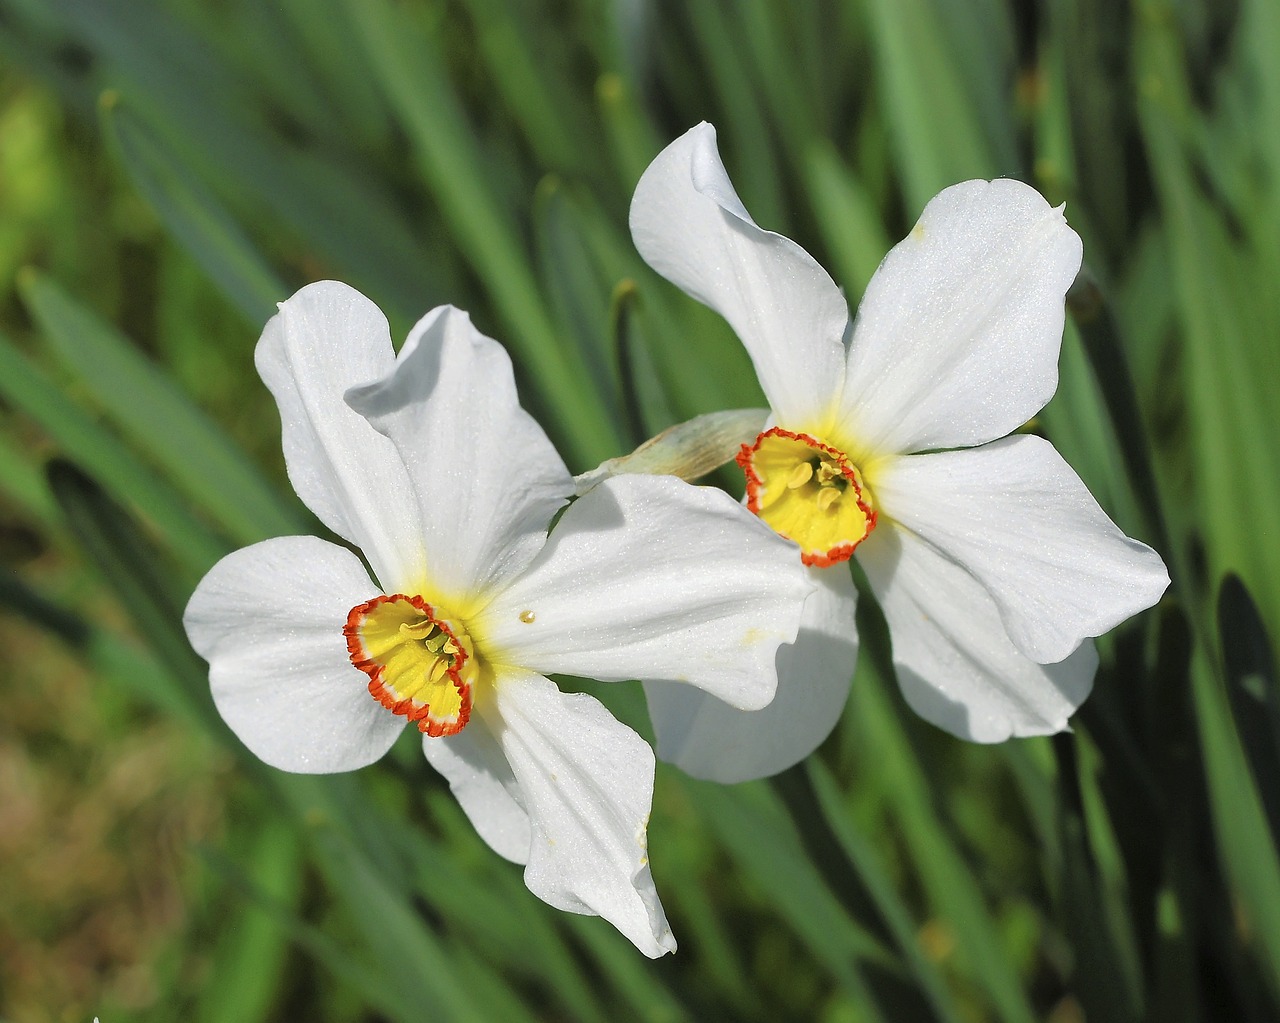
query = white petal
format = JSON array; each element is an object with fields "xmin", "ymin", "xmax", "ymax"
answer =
[
  {"xmin": 345, "ymin": 305, "xmax": 573, "ymax": 604},
  {"xmin": 183, "ymin": 536, "xmax": 400, "ymax": 772},
  {"xmin": 422, "ymin": 722, "xmax": 530, "ymax": 864},
  {"xmin": 857, "ymin": 524, "xmax": 1098, "ymax": 742},
  {"xmin": 875, "ymin": 436, "xmax": 1169, "ymax": 663},
  {"xmin": 629, "ymin": 122, "xmax": 848, "ymax": 429},
  {"xmin": 490, "ymin": 669, "xmax": 675, "ymax": 957},
  {"xmin": 255, "ymin": 281, "xmax": 425, "ymax": 590},
  {"xmin": 836, "ymin": 179, "xmax": 1083, "ymax": 457},
  {"xmin": 643, "ymin": 565, "xmax": 858, "ymax": 783},
  {"xmin": 477, "ymin": 474, "xmax": 812, "ymax": 711}
]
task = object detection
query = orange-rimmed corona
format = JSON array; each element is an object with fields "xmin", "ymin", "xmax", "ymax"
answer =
[
  {"xmin": 344, "ymin": 593, "xmax": 477, "ymax": 736},
  {"xmin": 737, "ymin": 427, "xmax": 877, "ymax": 568}
]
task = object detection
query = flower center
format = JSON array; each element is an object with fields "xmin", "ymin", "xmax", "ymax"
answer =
[
  {"xmin": 737, "ymin": 427, "xmax": 877, "ymax": 567},
  {"xmin": 344, "ymin": 594, "xmax": 477, "ymax": 736}
]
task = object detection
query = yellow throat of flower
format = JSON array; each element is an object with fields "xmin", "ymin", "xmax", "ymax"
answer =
[
  {"xmin": 344, "ymin": 594, "xmax": 478, "ymax": 736},
  {"xmin": 737, "ymin": 427, "xmax": 877, "ymax": 567}
]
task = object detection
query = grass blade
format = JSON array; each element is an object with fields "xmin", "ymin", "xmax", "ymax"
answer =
[
  {"xmin": 44, "ymin": 458, "xmax": 223, "ymax": 730},
  {"xmin": 21, "ymin": 271, "xmax": 303, "ymax": 547},
  {"xmin": 0, "ymin": 331, "xmax": 225, "ymax": 575},
  {"xmin": 339, "ymin": 0, "xmax": 623, "ymax": 466},
  {"xmin": 1219, "ymin": 575, "xmax": 1280, "ymax": 851},
  {"xmin": 101, "ymin": 94, "xmax": 287, "ymax": 327}
]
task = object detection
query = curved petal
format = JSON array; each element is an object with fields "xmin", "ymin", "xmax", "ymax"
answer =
[
  {"xmin": 488, "ymin": 669, "xmax": 675, "ymax": 957},
  {"xmin": 345, "ymin": 305, "xmax": 573, "ymax": 604},
  {"xmin": 875, "ymin": 436, "xmax": 1169, "ymax": 663},
  {"xmin": 183, "ymin": 535, "xmax": 399, "ymax": 772},
  {"xmin": 629, "ymin": 122, "xmax": 848, "ymax": 429},
  {"xmin": 255, "ymin": 281, "xmax": 424, "ymax": 589},
  {"xmin": 835, "ymin": 179, "xmax": 1083, "ymax": 458},
  {"xmin": 643, "ymin": 565, "xmax": 858, "ymax": 783},
  {"xmin": 423, "ymin": 720, "xmax": 530, "ymax": 864},
  {"xmin": 857, "ymin": 524, "xmax": 1098, "ymax": 742},
  {"xmin": 477, "ymin": 474, "xmax": 812, "ymax": 711}
]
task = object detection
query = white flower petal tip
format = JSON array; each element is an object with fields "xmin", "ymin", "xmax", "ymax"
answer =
[
  {"xmin": 341, "ymin": 302, "xmax": 573, "ymax": 600},
  {"xmin": 839, "ymin": 176, "xmax": 1085, "ymax": 456},
  {"xmin": 254, "ymin": 282, "xmax": 426, "ymax": 590},
  {"xmin": 859, "ymin": 526, "xmax": 1099, "ymax": 744},
  {"xmin": 645, "ymin": 565, "xmax": 858, "ymax": 783},
  {"xmin": 478, "ymin": 473, "xmax": 813, "ymax": 713},
  {"xmin": 183, "ymin": 536, "xmax": 400, "ymax": 774},
  {"xmin": 901, "ymin": 642, "xmax": 1099, "ymax": 745},
  {"xmin": 629, "ymin": 123, "xmax": 849, "ymax": 428},
  {"xmin": 876, "ymin": 435, "xmax": 1170, "ymax": 665},
  {"xmin": 492, "ymin": 673, "xmax": 676, "ymax": 957}
]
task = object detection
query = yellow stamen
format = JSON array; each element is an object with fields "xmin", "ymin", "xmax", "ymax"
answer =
[
  {"xmin": 815, "ymin": 486, "xmax": 841, "ymax": 513},
  {"xmin": 399, "ymin": 618, "xmax": 439, "ymax": 641},
  {"xmin": 786, "ymin": 461, "xmax": 815, "ymax": 489}
]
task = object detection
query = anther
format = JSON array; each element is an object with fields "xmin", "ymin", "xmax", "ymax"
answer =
[{"xmin": 786, "ymin": 461, "xmax": 814, "ymax": 489}]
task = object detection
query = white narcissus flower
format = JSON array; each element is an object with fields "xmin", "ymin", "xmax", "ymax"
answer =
[
  {"xmin": 630, "ymin": 123, "xmax": 1170, "ymax": 782},
  {"xmin": 183, "ymin": 281, "xmax": 811, "ymax": 956}
]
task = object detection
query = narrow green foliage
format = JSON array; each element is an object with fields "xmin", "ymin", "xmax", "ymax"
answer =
[
  {"xmin": 692, "ymin": 778, "xmax": 902, "ymax": 1012},
  {"xmin": 1135, "ymin": 0, "xmax": 1280, "ymax": 628},
  {"xmin": 0, "ymin": 564, "xmax": 90, "ymax": 648},
  {"xmin": 865, "ymin": 0, "xmax": 1007, "ymax": 206},
  {"xmin": 561, "ymin": 915, "xmax": 692, "ymax": 1023},
  {"xmin": 534, "ymin": 176, "xmax": 624, "ymax": 414},
  {"xmin": 21, "ymin": 271, "xmax": 303, "ymax": 546},
  {"xmin": 0, "ymin": 331, "xmax": 225, "ymax": 575},
  {"xmin": 102, "ymin": 95, "xmax": 287, "ymax": 326},
  {"xmin": 305, "ymin": 814, "xmax": 538, "ymax": 1023},
  {"xmin": 0, "ymin": 430, "xmax": 56, "ymax": 521},
  {"xmin": 199, "ymin": 843, "xmax": 433, "ymax": 1023},
  {"xmin": 596, "ymin": 72, "xmax": 663, "ymax": 193},
  {"xmin": 803, "ymin": 143, "xmax": 893, "ymax": 299},
  {"xmin": 852, "ymin": 631, "xmax": 1040, "ymax": 1023},
  {"xmin": 455, "ymin": 0, "xmax": 597, "ymax": 179},
  {"xmin": 44, "ymin": 459, "xmax": 219, "ymax": 724},
  {"xmin": 194, "ymin": 819, "xmax": 304, "ymax": 1023},
  {"xmin": 339, "ymin": 0, "xmax": 623, "ymax": 466},
  {"xmin": 681, "ymin": 3, "xmax": 788, "ymax": 229},
  {"xmin": 610, "ymin": 278, "xmax": 657, "ymax": 445},
  {"xmin": 1219, "ymin": 576, "xmax": 1280, "ymax": 852},
  {"xmin": 1053, "ymin": 734, "xmax": 1143, "ymax": 1023},
  {"xmin": 1190, "ymin": 642, "xmax": 1280, "ymax": 1002},
  {"xmin": 807, "ymin": 761, "xmax": 969, "ymax": 1023}
]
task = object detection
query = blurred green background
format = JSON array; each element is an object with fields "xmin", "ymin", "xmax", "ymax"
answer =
[{"xmin": 1, "ymin": 0, "xmax": 1278, "ymax": 1020}]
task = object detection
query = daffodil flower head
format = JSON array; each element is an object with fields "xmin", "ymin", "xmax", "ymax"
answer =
[
  {"xmin": 182, "ymin": 281, "xmax": 812, "ymax": 955},
  {"xmin": 629, "ymin": 123, "xmax": 1171, "ymax": 783}
]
